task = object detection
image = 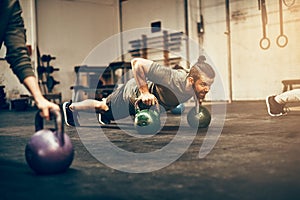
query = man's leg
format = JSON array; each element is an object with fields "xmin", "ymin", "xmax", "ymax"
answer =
[
  {"xmin": 63, "ymin": 81, "xmax": 135, "ymax": 126},
  {"xmin": 69, "ymin": 99, "xmax": 109, "ymax": 112},
  {"xmin": 275, "ymin": 89, "xmax": 300, "ymax": 104},
  {"xmin": 63, "ymin": 99, "xmax": 109, "ymax": 126},
  {"xmin": 266, "ymin": 89, "xmax": 300, "ymax": 116}
]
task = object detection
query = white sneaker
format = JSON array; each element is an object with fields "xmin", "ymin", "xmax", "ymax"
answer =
[{"xmin": 97, "ymin": 113, "xmax": 111, "ymax": 125}]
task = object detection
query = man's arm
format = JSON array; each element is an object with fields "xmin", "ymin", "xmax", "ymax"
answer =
[
  {"xmin": 3, "ymin": 1, "xmax": 59, "ymax": 119},
  {"xmin": 23, "ymin": 76, "xmax": 59, "ymax": 120},
  {"xmin": 131, "ymin": 58, "xmax": 156, "ymax": 105},
  {"xmin": 4, "ymin": 0, "xmax": 35, "ymax": 82}
]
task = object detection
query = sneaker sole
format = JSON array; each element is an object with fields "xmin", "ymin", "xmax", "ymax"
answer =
[
  {"xmin": 97, "ymin": 113, "xmax": 107, "ymax": 125},
  {"xmin": 62, "ymin": 102, "xmax": 72, "ymax": 126},
  {"xmin": 265, "ymin": 96, "xmax": 283, "ymax": 117}
]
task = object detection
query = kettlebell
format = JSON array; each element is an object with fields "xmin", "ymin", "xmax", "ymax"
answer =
[
  {"xmin": 171, "ymin": 103, "xmax": 185, "ymax": 114},
  {"xmin": 25, "ymin": 109, "xmax": 74, "ymax": 175},
  {"xmin": 187, "ymin": 105, "xmax": 211, "ymax": 129},
  {"xmin": 134, "ymin": 98, "xmax": 161, "ymax": 134}
]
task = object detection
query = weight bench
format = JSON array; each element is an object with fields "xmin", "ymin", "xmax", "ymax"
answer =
[
  {"xmin": 282, "ymin": 79, "xmax": 300, "ymax": 92},
  {"xmin": 71, "ymin": 63, "xmax": 131, "ymax": 102}
]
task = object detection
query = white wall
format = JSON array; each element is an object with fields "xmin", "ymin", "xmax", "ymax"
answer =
[
  {"xmin": 34, "ymin": 0, "xmax": 300, "ymax": 101},
  {"xmin": 122, "ymin": 0, "xmax": 184, "ymax": 31},
  {"xmin": 184, "ymin": 0, "xmax": 300, "ymax": 100},
  {"xmin": 228, "ymin": 0, "xmax": 300, "ymax": 100},
  {"xmin": 36, "ymin": 0, "xmax": 119, "ymax": 101},
  {"xmin": 197, "ymin": 0, "xmax": 229, "ymax": 101},
  {"xmin": 121, "ymin": 0, "xmax": 229, "ymax": 101},
  {"xmin": 3, "ymin": 0, "xmax": 299, "ymax": 102}
]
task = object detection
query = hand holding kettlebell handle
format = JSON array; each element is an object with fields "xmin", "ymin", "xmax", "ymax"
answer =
[
  {"xmin": 35, "ymin": 108, "xmax": 64, "ymax": 145},
  {"xmin": 134, "ymin": 97, "xmax": 161, "ymax": 135},
  {"xmin": 135, "ymin": 96, "xmax": 160, "ymax": 113}
]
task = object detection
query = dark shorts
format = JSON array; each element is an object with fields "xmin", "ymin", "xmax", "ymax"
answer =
[
  {"xmin": 102, "ymin": 80, "xmax": 158, "ymax": 121},
  {"xmin": 103, "ymin": 84, "xmax": 136, "ymax": 121}
]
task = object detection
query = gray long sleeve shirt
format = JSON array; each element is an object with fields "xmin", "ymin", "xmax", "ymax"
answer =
[{"xmin": 0, "ymin": 0, "xmax": 35, "ymax": 83}]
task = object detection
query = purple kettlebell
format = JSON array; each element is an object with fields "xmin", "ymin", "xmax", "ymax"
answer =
[{"xmin": 25, "ymin": 109, "xmax": 74, "ymax": 175}]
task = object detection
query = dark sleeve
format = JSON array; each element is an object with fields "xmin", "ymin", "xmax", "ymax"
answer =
[{"xmin": 3, "ymin": 0, "xmax": 35, "ymax": 83}]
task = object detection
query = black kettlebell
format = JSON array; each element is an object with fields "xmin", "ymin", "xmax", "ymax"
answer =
[
  {"xmin": 25, "ymin": 109, "xmax": 74, "ymax": 175},
  {"xmin": 134, "ymin": 98, "xmax": 161, "ymax": 134},
  {"xmin": 187, "ymin": 105, "xmax": 211, "ymax": 129}
]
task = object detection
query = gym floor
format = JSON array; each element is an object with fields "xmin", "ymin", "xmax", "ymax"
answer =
[{"xmin": 0, "ymin": 101, "xmax": 299, "ymax": 200}]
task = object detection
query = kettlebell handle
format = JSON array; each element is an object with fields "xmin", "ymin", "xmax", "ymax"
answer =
[
  {"xmin": 35, "ymin": 109, "xmax": 65, "ymax": 144},
  {"xmin": 134, "ymin": 97, "xmax": 160, "ymax": 113},
  {"xmin": 194, "ymin": 95, "xmax": 200, "ymax": 114}
]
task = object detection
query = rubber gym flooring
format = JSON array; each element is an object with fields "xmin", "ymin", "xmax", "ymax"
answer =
[{"xmin": 0, "ymin": 101, "xmax": 299, "ymax": 200}]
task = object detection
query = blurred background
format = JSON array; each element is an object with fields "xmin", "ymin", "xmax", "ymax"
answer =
[{"xmin": 0, "ymin": 0, "xmax": 299, "ymax": 104}]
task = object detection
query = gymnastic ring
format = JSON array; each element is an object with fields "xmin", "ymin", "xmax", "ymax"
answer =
[
  {"xmin": 283, "ymin": 0, "xmax": 295, "ymax": 7},
  {"xmin": 276, "ymin": 34, "xmax": 288, "ymax": 48},
  {"xmin": 260, "ymin": 37, "xmax": 271, "ymax": 50}
]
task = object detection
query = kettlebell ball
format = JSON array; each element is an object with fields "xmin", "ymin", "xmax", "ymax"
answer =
[
  {"xmin": 25, "ymin": 109, "xmax": 74, "ymax": 175},
  {"xmin": 187, "ymin": 106, "xmax": 211, "ymax": 129}
]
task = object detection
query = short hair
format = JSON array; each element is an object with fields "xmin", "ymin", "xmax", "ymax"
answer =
[{"xmin": 188, "ymin": 55, "xmax": 215, "ymax": 80}]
